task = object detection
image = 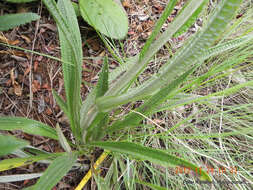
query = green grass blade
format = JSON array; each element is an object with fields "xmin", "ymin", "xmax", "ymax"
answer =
[
  {"xmin": 0, "ymin": 134, "xmax": 29, "ymax": 156},
  {"xmin": 89, "ymin": 141, "xmax": 211, "ymax": 182},
  {"xmin": 173, "ymin": 0, "xmax": 208, "ymax": 37},
  {"xmin": 82, "ymin": 57, "xmax": 109, "ymax": 141},
  {"xmin": 93, "ymin": 174, "xmax": 111, "ymax": 190},
  {"xmin": 33, "ymin": 153, "xmax": 77, "ymax": 190},
  {"xmin": 136, "ymin": 180, "xmax": 167, "ymax": 190},
  {"xmin": 0, "ymin": 117, "xmax": 58, "ymax": 140},
  {"xmin": 0, "ymin": 13, "xmax": 40, "ymax": 31},
  {"xmin": 0, "ymin": 42, "xmax": 74, "ymax": 66},
  {"xmin": 139, "ymin": 0, "xmax": 177, "ymax": 61}
]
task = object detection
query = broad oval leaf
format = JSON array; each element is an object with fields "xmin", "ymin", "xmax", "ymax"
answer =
[
  {"xmin": 79, "ymin": 0, "xmax": 128, "ymax": 39},
  {"xmin": 0, "ymin": 134, "xmax": 29, "ymax": 156},
  {"xmin": 0, "ymin": 13, "xmax": 40, "ymax": 31},
  {"xmin": 33, "ymin": 153, "xmax": 78, "ymax": 190},
  {"xmin": 0, "ymin": 117, "xmax": 58, "ymax": 140},
  {"xmin": 89, "ymin": 141, "xmax": 212, "ymax": 182}
]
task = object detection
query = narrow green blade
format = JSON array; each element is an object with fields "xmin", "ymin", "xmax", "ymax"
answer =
[
  {"xmin": 89, "ymin": 141, "xmax": 211, "ymax": 182},
  {"xmin": 55, "ymin": 0, "xmax": 83, "ymax": 141},
  {"xmin": 33, "ymin": 153, "xmax": 78, "ymax": 190}
]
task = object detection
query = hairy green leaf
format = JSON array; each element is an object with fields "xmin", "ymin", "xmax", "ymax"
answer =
[
  {"xmin": 0, "ymin": 134, "xmax": 29, "ymax": 156},
  {"xmin": 89, "ymin": 142, "xmax": 212, "ymax": 182},
  {"xmin": 54, "ymin": 0, "xmax": 83, "ymax": 141},
  {"xmin": 79, "ymin": 0, "xmax": 128, "ymax": 39},
  {"xmin": 0, "ymin": 117, "xmax": 58, "ymax": 140},
  {"xmin": 33, "ymin": 153, "xmax": 77, "ymax": 190},
  {"xmin": 0, "ymin": 13, "xmax": 39, "ymax": 31}
]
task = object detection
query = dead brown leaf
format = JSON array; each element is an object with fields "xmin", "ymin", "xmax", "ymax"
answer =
[{"xmin": 21, "ymin": 35, "xmax": 31, "ymax": 44}]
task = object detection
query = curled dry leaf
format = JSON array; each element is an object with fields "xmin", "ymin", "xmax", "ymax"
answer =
[
  {"xmin": 20, "ymin": 34, "xmax": 31, "ymax": 44},
  {"xmin": 10, "ymin": 68, "xmax": 22, "ymax": 96}
]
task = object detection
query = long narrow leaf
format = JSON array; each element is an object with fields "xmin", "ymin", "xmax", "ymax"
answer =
[
  {"xmin": 33, "ymin": 153, "xmax": 78, "ymax": 190},
  {"xmin": 0, "ymin": 117, "xmax": 58, "ymax": 140},
  {"xmin": 89, "ymin": 142, "xmax": 212, "ymax": 182},
  {"xmin": 55, "ymin": 0, "xmax": 83, "ymax": 141}
]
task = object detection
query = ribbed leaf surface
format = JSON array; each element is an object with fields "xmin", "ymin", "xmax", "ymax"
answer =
[
  {"xmin": 33, "ymin": 153, "xmax": 77, "ymax": 190},
  {"xmin": 89, "ymin": 141, "xmax": 211, "ymax": 181},
  {"xmin": 0, "ymin": 117, "xmax": 58, "ymax": 139}
]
